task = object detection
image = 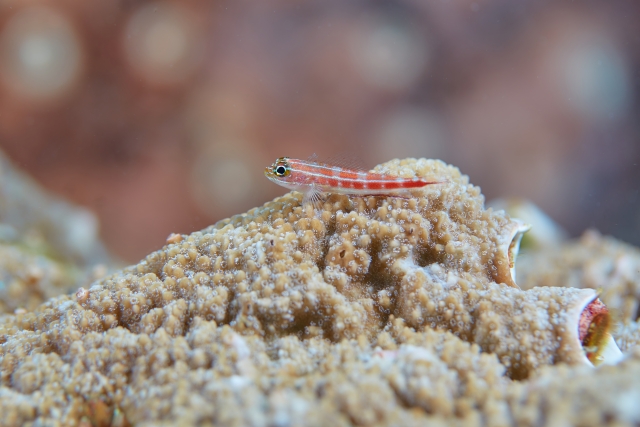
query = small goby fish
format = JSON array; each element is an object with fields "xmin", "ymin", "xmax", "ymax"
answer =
[{"xmin": 265, "ymin": 157, "xmax": 443, "ymax": 206}]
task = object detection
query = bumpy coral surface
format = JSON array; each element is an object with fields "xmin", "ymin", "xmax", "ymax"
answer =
[
  {"xmin": 0, "ymin": 150, "xmax": 111, "ymax": 267},
  {"xmin": 1, "ymin": 159, "xmax": 639, "ymax": 426},
  {"xmin": 0, "ymin": 150, "xmax": 113, "ymax": 315},
  {"xmin": 518, "ymin": 230, "xmax": 640, "ymax": 326},
  {"xmin": 517, "ymin": 229, "xmax": 640, "ymax": 360},
  {"xmin": 0, "ymin": 243, "xmax": 82, "ymax": 315},
  {"xmin": 615, "ymin": 321, "xmax": 640, "ymax": 352}
]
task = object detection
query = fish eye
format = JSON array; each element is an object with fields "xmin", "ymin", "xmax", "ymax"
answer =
[{"xmin": 274, "ymin": 165, "xmax": 289, "ymax": 176}]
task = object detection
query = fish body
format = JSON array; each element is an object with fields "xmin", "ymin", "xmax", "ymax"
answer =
[{"xmin": 265, "ymin": 157, "xmax": 441, "ymax": 205}]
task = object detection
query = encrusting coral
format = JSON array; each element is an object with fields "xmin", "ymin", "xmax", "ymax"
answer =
[
  {"xmin": 517, "ymin": 229, "xmax": 640, "ymax": 357},
  {"xmin": 0, "ymin": 149, "xmax": 113, "ymax": 315},
  {"xmin": 0, "ymin": 242, "xmax": 99, "ymax": 315},
  {"xmin": 0, "ymin": 150, "xmax": 111, "ymax": 267},
  {"xmin": 518, "ymin": 229, "xmax": 640, "ymax": 324},
  {"xmin": 0, "ymin": 158, "xmax": 637, "ymax": 426},
  {"xmin": 615, "ymin": 321, "xmax": 640, "ymax": 352}
]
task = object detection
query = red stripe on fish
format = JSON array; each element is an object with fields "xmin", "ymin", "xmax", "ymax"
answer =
[{"xmin": 265, "ymin": 157, "xmax": 443, "ymax": 199}]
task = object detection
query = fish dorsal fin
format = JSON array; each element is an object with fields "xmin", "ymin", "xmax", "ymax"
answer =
[{"xmin": 305, "ymin": 153, "xmax": 370, "ymax": 173}]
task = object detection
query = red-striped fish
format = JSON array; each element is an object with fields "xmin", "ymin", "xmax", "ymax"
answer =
[{"xmin": 265, "ymin": 157, "xmax": 442, "ymax": 206}]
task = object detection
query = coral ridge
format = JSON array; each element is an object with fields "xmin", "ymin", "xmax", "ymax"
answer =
[{"xmin": 1, "ymin": 159, "xmax": 639, "ymax": 426}]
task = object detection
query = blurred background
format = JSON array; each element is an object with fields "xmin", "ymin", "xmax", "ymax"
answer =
[{"xmin": 0, "ymin": 0, "xmax": 638, "ymax": 263}]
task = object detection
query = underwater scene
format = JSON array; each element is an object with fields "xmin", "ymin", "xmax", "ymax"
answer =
[{"xmin": 0, "ymin": 1, "xmax": 639, "ymax": 426}]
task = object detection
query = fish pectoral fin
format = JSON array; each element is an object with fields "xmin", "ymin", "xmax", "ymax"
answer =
[{"xmin": 302, "ymin": 186, "xmax": 325, "ymax": 210}]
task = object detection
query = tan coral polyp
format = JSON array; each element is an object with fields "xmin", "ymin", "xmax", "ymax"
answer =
[
  {"xmin": 394, "ymin": 261, "xmax": 599, "ymax": 379},
  {"xmin": 2, "ymin": 158, "xmax": 630, "ymax": 426}
]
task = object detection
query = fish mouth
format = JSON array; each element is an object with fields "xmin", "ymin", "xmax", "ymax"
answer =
[{"xmin": 264, "ymin": 169, "xmax": 280, "ymax": 184}]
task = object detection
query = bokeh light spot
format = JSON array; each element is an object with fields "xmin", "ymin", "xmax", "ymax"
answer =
[
  {"xmin": 564, "ymin": 43, "xmax": 630, "ymax": 120},
  {"xmin": 0, "ymin": 6, "xmax": 83, "ymax": 102},
  {"xmin": 124, "ymin": 2, "xmax": 202, "ymax": 85},
  {"xmin": 349, "ymin": 16, "xmax": 428, "ymax": 92}
]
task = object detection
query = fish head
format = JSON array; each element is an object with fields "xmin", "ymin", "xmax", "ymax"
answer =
[{"xmin": 265, "ymin": 157, "xmax": 294, "ymax": 186}]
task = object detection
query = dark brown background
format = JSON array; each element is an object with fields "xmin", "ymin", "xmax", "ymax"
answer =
[{"xmin": 0, "ymin": 0, "xmax": 638, "ymax": 262}]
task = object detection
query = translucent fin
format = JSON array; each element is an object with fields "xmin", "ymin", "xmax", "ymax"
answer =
[
  {"xmin": 306, "ymin": 153, "xmax": 369, "ymax": 172},
  {"xmin": 329, "ymin": 155, "xmax": 368, "ymax": 172},
  {"xmin": 302, "ymin": 186, "xmax": 325, "ymax": 210}
]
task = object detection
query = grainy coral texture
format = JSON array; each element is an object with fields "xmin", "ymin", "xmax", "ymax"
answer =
[
  {"xmin": 1, "ymin": 159, "xmax": 639, "ymax": 426},
  {"xmin": 0, "ymin": 151, "xmax": 112, "ymax": 315},
  {"xmin": 517, "ymin": 229, "xmax": 640, "ymax": 356},
  {"xmin": 518, "ymin": 230, "xmax": 640, "ymax": 324}
]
